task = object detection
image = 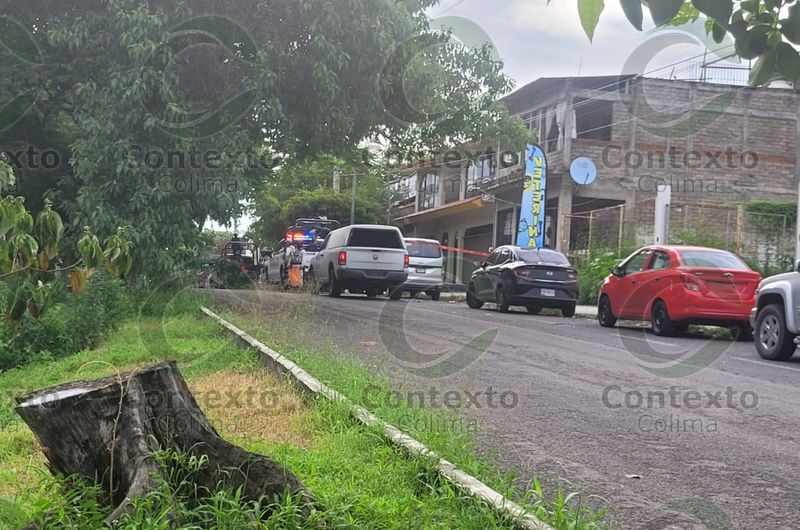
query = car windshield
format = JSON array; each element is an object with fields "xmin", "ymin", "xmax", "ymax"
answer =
[
  {"xmin": 517, "ymin": 249, "xmax": 570, "ymax": 265},
  {"xmin": 406, "ymin": 241, "xmax": 441, "ymax": 258},
  {"xmin": 679, "ymin": 250, "xmax": 749, "ymax": 270},
  {"xmin": 347, "ymin": 228, "xmax": 403, "ymax": 248}
]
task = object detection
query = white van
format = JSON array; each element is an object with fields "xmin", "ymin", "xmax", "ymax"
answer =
[
  {"xmin": 309, "ymin": 225, "xmax": 409, "ymax": 299},
  {"xmin": 400, "ymin": 238, "xmax": 444, "ymax": 300}
]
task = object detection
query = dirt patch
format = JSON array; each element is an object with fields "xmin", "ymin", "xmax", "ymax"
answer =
[{"xmin": 188, "ymin": 370, "xmax": 314, "ymax": 449}]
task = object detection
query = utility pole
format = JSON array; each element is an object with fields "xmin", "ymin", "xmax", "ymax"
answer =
[
  {"xmin": 654, "ymin": 184, "xmax": 671, "ymax": 245},
  {"xmin": 333, "ymin": 166, "xmax": 342, "ymax": 193},
  {"xmin": 350, "ymin": 174, "xmax": 357, "ymax": 225}
]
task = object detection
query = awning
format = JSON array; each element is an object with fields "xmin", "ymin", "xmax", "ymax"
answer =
[{"xmin": 394, "ymin": 196, "xmax": 484, "ymax": 223}]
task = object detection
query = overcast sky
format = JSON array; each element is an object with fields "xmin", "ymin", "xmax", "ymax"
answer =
[{"xmin": 429, "ymin": 0, "xmax": 733, "ymax": 91}]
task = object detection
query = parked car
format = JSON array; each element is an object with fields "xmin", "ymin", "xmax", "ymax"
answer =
[
  {"xmin": 597, "ymin": 245, "xmax": 761, "ymax": 339},
  {"xmin": 750, "ymin": 261, "xmax": 800, "ymax": 361},
  {"xmin": 399, "ymin": 238, "xmax": 444, "ymax": 300},
  {"xmin": 309, "ymin": 225, "xmax": 409, "ymax": 299},
  {"xmin": 466, "ymin": 246, "xmax": 579, "ymax": 316}
]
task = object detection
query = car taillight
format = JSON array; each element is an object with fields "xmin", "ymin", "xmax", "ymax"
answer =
[
  {"xmin": 404, "ymin": 254, "xmax": 409, "ymax": 268},
  {"xmin": 338, "ymin": 251, "xmax": 347, "ymax": 265},
  {"xmin": 680, "ymin": 273, "xmax": 701, "ymax": 292}
]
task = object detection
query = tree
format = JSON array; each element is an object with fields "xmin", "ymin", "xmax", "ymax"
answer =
[
  {"xmin": 574, "ymin": 0, "xmax": 800, "ymax": 85},
  {"xmin": 0, "ymin": 160, "xmax": 132, "ymax": 329},
  {"xmin": 0, "ymin": 0, "xmax": 530, "ymax": 278},
  {"xmin": 15, "ymin": 361, "xmax": 312, "ymax": 526},
  {"xmin": 248, "ymin": 151, "xmax": 386, "ymax": 245}
]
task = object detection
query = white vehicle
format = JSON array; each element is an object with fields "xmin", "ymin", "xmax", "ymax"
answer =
[
  {"xmin": 309, "ymin": 225, "xmax": 409, "ymax": 299},
  {"xmin": 266, "ymin": 236, "xmax": 313, "ymax": 287},
  {"xmin": 399, "ymin": 238, "xmax": 444, "ymax": 300},
  {"xmin": 266, "ymin": 219, "xmax": 340, "ymax": 287}
]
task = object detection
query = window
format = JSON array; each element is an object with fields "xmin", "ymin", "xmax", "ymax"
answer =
[
  {"xmin": 496, "ymin": 209, "xmax": 515, "ymax": 246},
  {"xmin": 623, "ymin": 250, "xmax": 650, "ymax": 275},
  {"xmin": 485, "ymin": 249, "xmax": 502, "ymax": 266},
  {"xmin": 499, "ymin": 248, "xmax": 513, "ymax": 264},
  {"xmin": 347, "ymin": 228, "xmax": 403, "ymax": 249},
  {"xmin": 466, "ymin": 155, "xmax": 496, "ymax": 198},
  {"xmin": 648, "ymin": 251, "xmax": 670, "ymax": 270},
  {"xmin": 390, "ymin": 175, "xmax": 417, "ymax": 204},
  {"xmin": 418, "ymin": 171, "xmax": 439, "ymax": 211},
  {"xmin": 679, "ymin": 250, "xmax": 748, "ymax": 270},
  {"xmin": 518, "ymin": 249, "xmax": 570, "ymax": 266},
  {"xmin": 406, "ymin": 241, "xmax": 442, "ymax": 258},
  {"xmin": 575, "ymin": 99, "xmax": 613, "ymax": 141},
  {"xmin": 444, "ymin": 176, "xmax": 461, "ymax": 204}
]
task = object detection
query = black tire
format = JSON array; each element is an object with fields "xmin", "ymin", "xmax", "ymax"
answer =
[
  {"xmin": 526, "ymin": 305, "xmax": 541, "ymax": 315},
  {"xmin": 755, "ymin": 304, "xmax": 796, "ymax": 361},
  {"xmin": 366, "ymin": 287, "xmax": 379, "ymax": 298},
  {"xmin": 731, "ymin": 323, "xmax": 753, "ymax": 342},
  {"xmin": 496, "ymin": 286, "xmax": 510, "ymax": 313},
  {"xmin": 597, "ymin": 296, "xmax": 617, "ymax": 328},
  {"xmin": 429, "ymin": 290, "xmax": 441, "ymax": 301},
  {"xmin": 328, "ymin": 268, "xmax": 341, "ymax": 297},
  {"xmin": 466, "ymin": 284, "xmax": 483, "ymax": 309},
  {"xmin": 389, "ymin": 286, "xmax": 403, "ymax": 300},
  {"xmin": 651, "ymin": 300, "xmax": 675, "ymax": 337},
  {"xmin": 561, "ymin": 303, "xmax": 576, "ymax": 318}
]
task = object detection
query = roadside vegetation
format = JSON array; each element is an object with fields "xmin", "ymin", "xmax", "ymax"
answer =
[
  {"xmin": 0, "ymin": 295, "xmax": 610, "ymax": 529},
  {"xmin": 0, "ymin": 272, "xmax": 131, "ymax": 371},
  {"xmin": 213, "ymin": 300, "xmax": 611, "ymax": 529}
]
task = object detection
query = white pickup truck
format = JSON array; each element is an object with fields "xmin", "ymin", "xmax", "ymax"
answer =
[{"xmin": 309, "ymin": 225, "xmax": 409, "ymax": 299}]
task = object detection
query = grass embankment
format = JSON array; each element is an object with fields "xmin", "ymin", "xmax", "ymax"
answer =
[
  {"xmin": 0, "ymin": 295, "xmax": 609, "ymax": 529},
  {"xmin": 213, "ymin": 300, "xmax": 610, "ymax": 530}
]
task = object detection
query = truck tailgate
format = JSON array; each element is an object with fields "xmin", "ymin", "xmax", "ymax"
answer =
[{"xmin": 346, "ymin": 248, "xmax": 406, "ymax": 271}]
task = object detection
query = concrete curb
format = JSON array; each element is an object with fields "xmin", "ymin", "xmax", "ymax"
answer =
[{"xmin": 201, "ymin": 306, "xmax": 555, "ymax": 530}]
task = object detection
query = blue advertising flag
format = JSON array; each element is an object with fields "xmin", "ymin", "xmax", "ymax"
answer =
[{"xmin": 517, "ymin": 144, "xmax": 547, "ymax": 248}]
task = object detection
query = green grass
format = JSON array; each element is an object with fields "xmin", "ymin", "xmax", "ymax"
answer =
[
  {"xmin": 214, "ymin": 305, "xmax": 611, "ymax": 529},
  {"xmin": 0, "ymin": 294, "xmax": 610, "ymax": 529}
]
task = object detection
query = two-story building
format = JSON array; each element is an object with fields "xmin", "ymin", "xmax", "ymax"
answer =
[{"xmin": 392, "ymin": 75, "xmax": 800, "ymax": 284}]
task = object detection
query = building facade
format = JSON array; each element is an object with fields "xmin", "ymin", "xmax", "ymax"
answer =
[{"xmin": 392, "ymin": 75, "xmax": 800, "ymax": 284}]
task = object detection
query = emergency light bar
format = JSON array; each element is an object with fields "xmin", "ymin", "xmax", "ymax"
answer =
[{"xmin": 286, "ymin": 231, "xmax": 313, "ymax": 243}]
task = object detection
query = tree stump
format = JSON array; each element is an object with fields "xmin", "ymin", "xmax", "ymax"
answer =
[{"xmin": 14, "ymin": 361, "xmax": 312, "ymax": 525}]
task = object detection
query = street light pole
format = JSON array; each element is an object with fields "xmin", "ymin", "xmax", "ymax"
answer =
[{"xmin": 350, "ymin": 174, "xmax": 357, "ymax": 225}]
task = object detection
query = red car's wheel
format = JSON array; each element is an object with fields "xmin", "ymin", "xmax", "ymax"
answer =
[
  {"xmin": 651, "ymin": 300, "xmax": 675, "ymax": 336},
  {"xmin": 597, "ymin": 296, "xmax": 617, "ymax": 328}
]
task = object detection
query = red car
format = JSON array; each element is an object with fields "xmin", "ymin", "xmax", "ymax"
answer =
[{"xmin": 597, "ymin": 246, "xmax": 761, "ymax": 339}]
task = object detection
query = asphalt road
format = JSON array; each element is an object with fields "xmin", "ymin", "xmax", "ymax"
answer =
[{"xmin": 209, "ymin": 289, "xmax": 800, "ymax": 530}]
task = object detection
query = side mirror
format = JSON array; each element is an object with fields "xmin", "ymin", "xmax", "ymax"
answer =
[
  {"xmin": 473, "ymin": 260, "xmax": 484, "ymax": 268},
  {"xmin": 611, "ymin": 265, "xmax": 624, "ymax": 278}
]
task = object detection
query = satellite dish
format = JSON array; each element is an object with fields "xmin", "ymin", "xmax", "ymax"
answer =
[
  {"xmin": 570, "ymin": 157, "xmax": 597, "ymax": 185},
  {"xmin": 479, "ymin": 178, "xmax": 494, "ymax": 202}
]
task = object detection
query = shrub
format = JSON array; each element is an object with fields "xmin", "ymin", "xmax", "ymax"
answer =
[
  {"xmin": 574, "ymin": 250, "xmax": 629, "ymax": 305},
  {"xmin": 0, "ymin": 271, "xmax": 131, "ymax": 371}
]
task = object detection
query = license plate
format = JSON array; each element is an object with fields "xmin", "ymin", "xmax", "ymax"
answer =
[
  {"xmin": 541, "ymin": 288, "xmax": 556, "ymax": 297},
  {"xmin": 416, "ymin": 267, "xmax": 426, "ymax": 273}
]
